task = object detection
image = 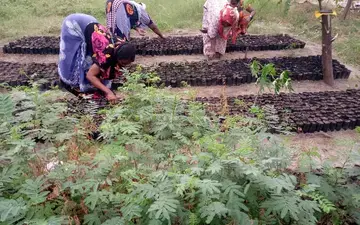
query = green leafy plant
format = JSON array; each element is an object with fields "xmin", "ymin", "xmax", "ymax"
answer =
[
  {"xmin": 250, "ymin": 61, "xmax": 294, "ymax": 133},
  {"xmin": 250, "ymin": 60, "xmax": 293, "ymax": 97},
  {"xmin": 249, "ymin": 105, "xmax": 265, "ymax": 120},
  {"xmin": 355, "ymin": 126, "xmax": 360, "ymax": 133}
]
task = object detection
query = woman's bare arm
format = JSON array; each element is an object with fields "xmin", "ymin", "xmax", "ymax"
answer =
[
  {"xmin": 246, "ymin": 5, "xmax": 256, "ymax": 20},
  {"xmin": 86, "ymin": 64, "xmax": 113, "ymax": 96},
  {"xmin": 148, "ymin": 23, "xmax": 165, "ymax": 39}
]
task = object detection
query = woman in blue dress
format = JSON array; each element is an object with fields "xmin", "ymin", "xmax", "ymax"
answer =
[{"xmin": 58, "ymin": 13, "xmax": 136, "ymax": 102}]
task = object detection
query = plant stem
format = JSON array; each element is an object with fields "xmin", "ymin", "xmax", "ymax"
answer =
[{"xmin": 334, "ymin": 151, "xmax": 351, "ymax": 185}]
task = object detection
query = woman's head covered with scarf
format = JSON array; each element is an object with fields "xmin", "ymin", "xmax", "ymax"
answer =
[
  {"xmin": 218, "ymin": 0, "xmax": 240, "ymax": 44},
  {"xmin": 129, "ymin": 1, "xmax": 150, "ymax": 28}
]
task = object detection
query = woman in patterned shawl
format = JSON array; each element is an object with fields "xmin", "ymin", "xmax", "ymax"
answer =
[
  {"xmin": 105, "ymin": 0, "xmax": 165, "ymax": 40},
  {"xmin": 201, "ymin": 0, "xmax": 255, "ymax": 60},
  {"xmin": 58, "ymin": 13, "xmax": 136, "ymax": 102}
]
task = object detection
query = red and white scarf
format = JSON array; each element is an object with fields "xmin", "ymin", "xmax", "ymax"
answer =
[{"xmin": 218, "ymin": 3, "xmax": 240, "ymax": 44}]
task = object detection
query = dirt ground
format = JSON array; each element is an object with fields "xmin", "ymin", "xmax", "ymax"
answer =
[
  {"xmin": 0, "ymin": 51, "xmax": 59, "ymax": 64},
  {"xmin": 1, "ymin": 32, "xmax": 360, "ymax": 164},
  {"xmin": 286, "ymin": 130, "xmax": 360, "ymax": 168}
]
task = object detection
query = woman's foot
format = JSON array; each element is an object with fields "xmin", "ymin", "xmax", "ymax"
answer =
[
  {"xmin": 214, "ymin": 53, "xmax": 222, "ymax": 59},
  {"xmin": 206, "ymin": 55, "xmax": 215, "ymax": 61}
]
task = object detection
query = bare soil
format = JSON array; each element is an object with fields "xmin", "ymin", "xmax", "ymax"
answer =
[
  {"xmin": 286, "ymin": 130, "xmax": 360, "ymax": 168},
  {"xmin": 0, "ymin": 51, "xmax": 58, "ymax": 64}
]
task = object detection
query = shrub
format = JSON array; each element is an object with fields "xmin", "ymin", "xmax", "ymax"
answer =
[{"xmin": 0, "ymin": 72, "xmax": 359, "ymax": 225}]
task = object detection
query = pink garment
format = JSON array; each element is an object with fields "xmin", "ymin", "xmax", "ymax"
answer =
[
  {"xmin": 219, "ymin": 4, "xmax": 240, "ymax": 44},
  {"xmin": 202, "ymin": 0, "xmax": 228, "ymax": 57}
]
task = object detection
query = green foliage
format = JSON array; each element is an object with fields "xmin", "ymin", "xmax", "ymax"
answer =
[
  {"xmin": 301, "ymin": 192, "xmax": 336, "ymax": 214},
  {"xmin": 251, "ymin": 60, "xmax": 293, "ymax": 96},
  {"xmin": 147, "ymin": 195, "xmax": 180, "ymax": 223},
  {"xmin": 0, "ymin": 73, "xmax": 359, "ymax": 225},
  {"xmin": 101, "ymin": 217, "xmax": 125, "ymax": 225},
  {"xmin": 250, "ymin": 105, "xmax": 265, "ymax": 119},
  {"xmin": 19, "ymin": 177, "xmax": 50, "ymax": 205},
  {"xmin": 355, "ymin": 126, "xmax": 360, "ymax": 134},
  {"xmin": 249, "ymin": 62, "xmax": 294, "ymax": 133},
  {"xmin": 0, "ymin": 94, "xmax": 13, "ymax": 121},
  {"xmin": 262, "ymin": 194, "xmax": 320, "ymax": 223},
  {"xmin": 200, "ymin": 202, "xmax": 228, "ymax": 224},
  {"xmin": 0, "ymin": 198, "xmax": 27, "ymax": 223},
  {"xmin": 299, "ymin": 147, "xmax": 321, "ymax": 172}
]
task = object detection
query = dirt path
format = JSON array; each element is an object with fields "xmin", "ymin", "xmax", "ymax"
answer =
[
  {"xmin": 0, "ymin": 52, "xmax": 59, "ymax": 64},
  {"xmin": 286, "ymin": 130, "xmax": 360, "ymax": 168}
]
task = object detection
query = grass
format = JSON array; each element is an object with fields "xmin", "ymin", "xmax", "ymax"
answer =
[
  {"xmin": 0, "ymin": 0, "xmax": 203, "ymax": 41},
  {"xmin": 0, "ymin": 0, "xmax": 102, "ymax": 40},
  {"xmin": 0, "ymin": 0, "xmax": 359, "ymax": 66}
]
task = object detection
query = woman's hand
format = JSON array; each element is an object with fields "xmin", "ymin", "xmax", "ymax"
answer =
[
  {"xmin": 106, "ymin": 91, "xmax": 126, "ymax": 104},
  {"xmin": 246, "ymin": 15, "xmax": 252, "ymax": 22},
  {"xmin": 86, "ymin": 64, "xmax": 118, "ymax": 103},
  {"xmin": 106, "ymin": 92, "xmax": 118, "ymax": 104},
  {"xmin": 135, "ymin": 27, "xmax": 146, "ymax": 36}
]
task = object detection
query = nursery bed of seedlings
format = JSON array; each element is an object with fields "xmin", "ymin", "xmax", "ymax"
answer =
[
  {"xmin": 132, "ymin": 34, "xmax": 306, "ymax": 55},
  {"xmin": 196, "ymin": 89, "xmax": 360, "ymax": 133},
  {"xmin": 2, "ymin": 34, "xmax": 306, "ymax": 56},
  {"xmin": 143, "ymin": 55, "xmax": 350, "ymax": 87},
  {"xmin": 0, "ymin": 61, "xmax": 58, "ymax": 87},
  {"xmin": 3, "ymin": 36, "xmax": 59, "ymax": 55},
  {"xmin": 0, "ymin": 56, "xmax": 351, "ymax": 89}
]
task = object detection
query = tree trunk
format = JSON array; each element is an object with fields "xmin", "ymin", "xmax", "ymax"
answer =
[
  {"xmin": 318, "ymin": 0, "xmax": 323, "ymax": 10},
  {"xmin": 342, "ymin": 0, "xmax": 353, "ymax": 20},
  {"xmin": 321, "ymin": 14, "xmax": 334, "ymax": 86}
]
